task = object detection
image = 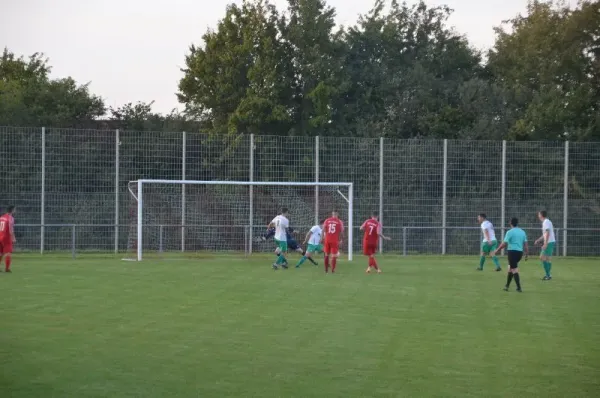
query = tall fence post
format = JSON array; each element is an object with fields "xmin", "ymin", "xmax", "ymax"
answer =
[
  {"xmin": 181, "ymin": 131, "xmax": 186, "ymax": 252},
  {"xmin": 315, "ymin": 136, "xmax": 319, "ymax": 225},
  {"xmin": 115, "ymin": 129, "xmax": 120, "ymax": 253},
  {"xmin": 501, "ymin": 140, "xmax": 506, "ymax": 253},
  {"xmin": 249, "ymin": 134, "xmax": 254, "ymax": 255},
  {"xmin": 441, "ymin": 139, "xmax": 448, "ymax": 255},
  {"xmin": 563, "ymin": 141, "xmax": 569, "ymax": 256},
  {"xmin": 379, "ymin": 137, "xmax": 384, "ymax": 253},
  {"xmin": 40, "ymin": 127, "xmax": 45, "ymax": 254}
]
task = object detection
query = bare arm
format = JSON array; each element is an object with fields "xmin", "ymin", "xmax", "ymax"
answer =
[
  {"xmin": 303, "ymin": 231, "xmax": 312, "ymax": 245},
  {"xmin": 495, "ymin": 241, "xmax": 507, "ymax": 254}
]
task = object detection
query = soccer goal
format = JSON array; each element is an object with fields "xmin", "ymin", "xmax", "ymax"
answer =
[{"xmin": 123, "ymin": 180, "xmax": 354, "ymax": 261}]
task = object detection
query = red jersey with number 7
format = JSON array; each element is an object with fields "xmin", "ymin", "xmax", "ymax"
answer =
[
  {"xmin": 0, "ymin": 214, "xmax": 14, "ymax": 241},
  {"xmin": 362, "ymin": 218, "xmax": 382, "ymax": 244},
  {"xmin": 323, "ymin": 217, "xmax": 344, "ymax": 244}
]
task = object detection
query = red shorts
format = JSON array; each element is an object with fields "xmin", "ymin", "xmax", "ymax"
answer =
[
  {"xmin": 324, "ymin": 241, "xmax": 339, "ymax": 255},
  {"xmin": 0, "ymin": 240, "xmax": 13, "ymax": 255},
  {"xmin": 363, "ymin": 242, "xmax": 377, "ymax": 256}
]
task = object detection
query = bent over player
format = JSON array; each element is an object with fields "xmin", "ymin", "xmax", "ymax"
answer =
[
  {"xmin": 494, "ymin": 217, "xmax": 528, "ymax": 292},
  {"xmin": 0, "ymin": 205, "xmax": 16, "ymax": 273},
  {"xmin": 296, "ymin": 220, "xmax": 324, "ymax": 268},
  {"xmin": 360, "ymin": 212, "xmax": 390, "ymax": 273},
  {"xmin": 323, "ymin": 210, "xmax": 344, "ymax": 273}
]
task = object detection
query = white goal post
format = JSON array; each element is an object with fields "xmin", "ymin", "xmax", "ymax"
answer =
[{"xmin": 127, "ymin": 179, "xmax": 354, "ymax": 261}]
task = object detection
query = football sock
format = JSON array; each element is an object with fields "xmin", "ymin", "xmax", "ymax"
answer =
[
  {"xmin": 506, "ymin": 273, "xmax": 514, "ymax": 287},
  {"xmin": 324, "ymin": 256, "xmax": 330, "ymax": 272},
  {"xmin": 513, "ymin": 273, "xmax": 522, "ymax": 290},
  {"xmin": 5, "ymin": 256, "xmax": 11, "ymax": 272},
  {"xmin": 492, "ymin": 256, "xmax": 501, "ymax": 269},
  {"xmin": 542, "ymin": 261, "xmax": 550, "ymax": 277},
  {"xmin": 296, "ymin": 256, "xmax": 307, "ymax": 267},
  {"xmin": 370, "ymin": 258, "xmax": 378, "ymax": 270},
  {"xmin": 479, "ymin": 256, "xmax": 486, "ymax": 268},
  {"xmin": 331, "ymin": 258, "xmax": 337, "ymax": 272},
  {"xmin": 546, "ymin": 261, "xmax": 552, "ymax": 276},
  {"xmin": 276, "ymin": 255, "xmax": 286, "ymax": 265}
]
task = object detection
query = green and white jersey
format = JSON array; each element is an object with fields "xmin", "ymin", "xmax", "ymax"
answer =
[
  {"xmin": 271, "ymin": 215, "xmax": 289, "ymax": 241},
  {"xmin": 542, "ymin": 219, "xmax": 556, "ymax": 243},
  {"xmin": 481, "ymin": 220, "xmax": 497, "ymax": 242},
  {"xmin": 308, "ymin": 225, "xmax": 323, "ymax": 245}
]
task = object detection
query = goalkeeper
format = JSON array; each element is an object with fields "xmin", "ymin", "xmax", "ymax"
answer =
[{"xmin": 263, "ymin": 226, "xmax": 318, "ymax": 266}]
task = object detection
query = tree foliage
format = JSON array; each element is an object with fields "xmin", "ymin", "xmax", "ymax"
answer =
[{"xmin": 0, "ymin": 48, "xmax": 105, "ymax": 127}]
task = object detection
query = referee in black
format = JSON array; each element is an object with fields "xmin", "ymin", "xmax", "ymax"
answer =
[{"xmin": 494, "ymin": 217, "xmax": 529, "ymax": 292}]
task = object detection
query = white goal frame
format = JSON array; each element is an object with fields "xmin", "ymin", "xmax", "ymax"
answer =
[{"xmin": 129, "ymin": 179, "xmax": 354, "ymax": 261}]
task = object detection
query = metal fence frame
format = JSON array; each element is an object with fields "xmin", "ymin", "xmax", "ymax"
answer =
[{"xmin": 4, "ymin": 128, "xmax": 596, "ymax": 256}]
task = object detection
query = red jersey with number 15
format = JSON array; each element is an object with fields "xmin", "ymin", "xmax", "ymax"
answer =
[
  {"xmin": 362, "ymin": 218, "xmax": 382, "ymax": 244},
  {"xmin": 323, "ymin": 217, "xmax": 344, "ymax": 243}
]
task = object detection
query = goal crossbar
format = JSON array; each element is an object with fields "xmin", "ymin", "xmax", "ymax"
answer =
[{"xmin": 130, "ymin": 179, "xmax": 354, "ymax": 261}]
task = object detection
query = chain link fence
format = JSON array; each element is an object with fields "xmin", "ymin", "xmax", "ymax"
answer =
[{"xmin": 1, "ymin": 127, "xmax": 598, "ymax": 256}]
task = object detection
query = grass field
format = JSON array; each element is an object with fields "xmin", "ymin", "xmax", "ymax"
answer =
[{"xmin": 1, "ymin": 253, "xmax": 599, "ymax": 398}]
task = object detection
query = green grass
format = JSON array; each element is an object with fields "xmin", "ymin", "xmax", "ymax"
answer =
[{"xmin": 1, "ymin": 254, "xmax": 599, "ymax": 398}]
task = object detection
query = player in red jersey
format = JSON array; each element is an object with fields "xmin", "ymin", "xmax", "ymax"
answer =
[
  {"xmin": 360, "ymin": 212, "xmax": 391, "ymax": 274},
  {"xmin": 322, "ymin": 210, "xmax": 344, "ymax": 273},
  {"xmin": 0, "ymin": 205, "xmax": 16, "ymax": 273}
]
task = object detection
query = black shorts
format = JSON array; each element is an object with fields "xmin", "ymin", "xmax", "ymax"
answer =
[{"xmin": 507, "ymin": 250, "xmax": 523, "ymax": 269}]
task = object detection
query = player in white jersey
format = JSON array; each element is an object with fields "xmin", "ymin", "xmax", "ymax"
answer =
[
  {"xmin": 535, "ymin": 210, "xmax": 555, "ymax": 280},
  {"xmin": 295, "ymin": 220, "xmax": 324, "ymax": 268},
  {"xmin": 477, "ymin": 214, "xmax": 502, "ymax": 271},
  {"xmin": 269, "ymin": 208, "xmax": 290, "ymax": 270}
]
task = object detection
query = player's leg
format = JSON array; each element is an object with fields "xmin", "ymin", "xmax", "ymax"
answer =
[
  {"xmin": 478, "ymin": 242, "xmax": 489, "ymax": 270},
  {"xmin": 331, "ymin": 244, "xmax": 339, "ymax": 273},
  {"xmin": 2, "ymin": 242, "xmax": 12, "ymax": 272},
  {"xmin": 324, "ymin": 243, "xmax": 331, "ymax": 273},
  {"xmin": 490, "ymin": 240, "xmax": 501, "ymax": 271},
  {"xmin": 278, "ymin": 241, "xmax": 289, "ymax": 268},
  {"xmin": 541, "ymin": 242, "xmax": 554, "ymax": 280}
]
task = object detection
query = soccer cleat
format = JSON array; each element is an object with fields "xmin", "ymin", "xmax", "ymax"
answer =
[
  {"xmin": 272, "ymin": 263, "xmax": 279, "ymax": 270},
  {"xmin": 503, "ymin": 286, "xmax": 509, "ymax": 291},
  {"xmin": 495, "ymin": 267, "xmax": 502, "ymax": 272},
  {"xmin": 542, "ymin": 276, "xmax": 552, "ymax": 281},
  {"xmin": 366, "ymin": 267, "xmax": 371, "ymax": 273},
  {"xmin": 377, "ymin": 269, "xmax": 382, "ymax": 274},
  {"xmin": 281, "ymin": 262, "xmax": 289, "ymax": 269},
  {"xmin": 516, "ymin": 288, "xmax": 523, "ymax": 292},
  {"xmin": 476, "ymin": 267, "xmax": 483, "ymax": 271}
]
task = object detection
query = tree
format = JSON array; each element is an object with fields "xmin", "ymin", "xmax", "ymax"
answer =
[
  {"xmin": 488, "ymin": 0, "xmax": 600, "ymax": 141},
  {"xmin": 339, "ymin": 0, "xmax": 488, "ymax": 138},
  {"xmin": 0, "ymin": 48, "xmax": 105, "ymax": 127},
  {"xmin": 178, "ymin": 0, "xmax": 294, "ymax": 136}
]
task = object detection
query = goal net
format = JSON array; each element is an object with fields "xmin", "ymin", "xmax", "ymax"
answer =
[{"xmin": 123, "ymin": 180, "xmax": 354, "ymax": 261}]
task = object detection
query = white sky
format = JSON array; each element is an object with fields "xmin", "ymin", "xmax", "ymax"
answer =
[{"xmin": 0, "ymin": 0, "xmax": 579, "ymax": 114}]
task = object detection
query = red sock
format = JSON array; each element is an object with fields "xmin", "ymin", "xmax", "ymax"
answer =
[
  {"xmin": 5, "ymin": 255, "xmax": 11, "ymax": 271},
  {"xmin": 332, "ymin": 257, "xmax": 337, "ymax": 272},
  {"xmin": 324, "ymin": 255, "xmax": 330, "ymax": 272},
  {"xmin": 371, "ymin": 258, "xmax": 378, "ymax": 270}
]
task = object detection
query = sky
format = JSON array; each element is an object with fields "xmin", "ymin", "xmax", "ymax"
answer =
[{"xmin": 0, "ymin": 0, "xmax": 578, "ymax": 114}]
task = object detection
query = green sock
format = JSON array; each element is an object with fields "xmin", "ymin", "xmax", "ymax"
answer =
[
  {"xmin": 276, "ymin": 255, "xmax": 285, "ymax": 265},
  {"xmin": 492, "ymin": 256, "xmax": 501, "ymax": 269},
  {"xmin": 546, "ymin": 261, "xmax": 552, "ymax": 276},
  {"xmin": 542, "ymin": 261, "xmax": 549, "ymax": 276},
  {"xmin": 479, "ymin": 256, "xmax": 486, "ymax": 269},
  {"xmin": 296, "ymin": 256, "xmax": 307, "ymax": 267}
]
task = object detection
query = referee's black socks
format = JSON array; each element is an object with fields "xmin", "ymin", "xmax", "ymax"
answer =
[
  {"xmin": 506, "ymin": 273, "xmax": 514, "ymax": 288},
  {"xmin": 513, "ymin": 273, "xmax": 521, "ymax": 290}
]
